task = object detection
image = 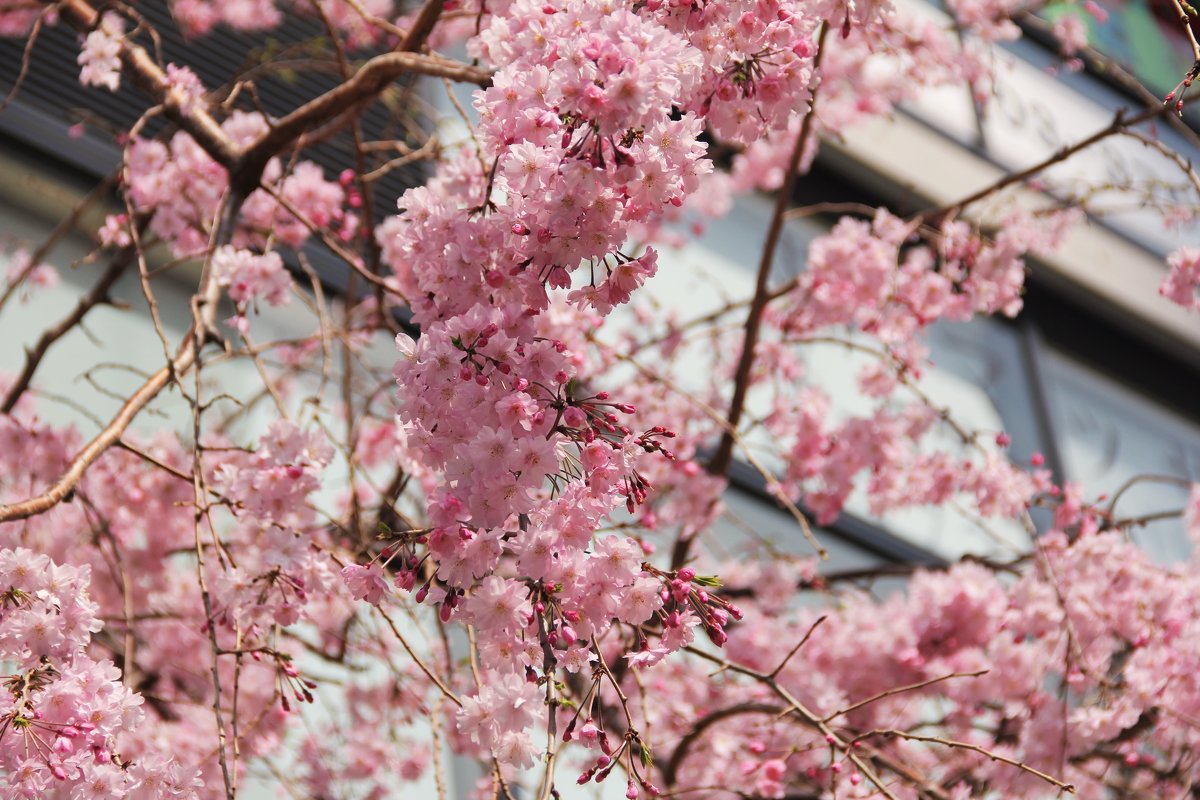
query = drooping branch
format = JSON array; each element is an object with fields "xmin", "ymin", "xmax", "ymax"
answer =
[
  {"xmin": 705, "ymin": 22, "xmax": 830, "ymax": 485},
  {"xmin": 920, "ymin": 104, "xmax": 1167, "ymax": 225},
  {"xmin": 0, "ymin": 247, "xmax": 132, "ymax": 414},
  {"xmin": 55, "ymin": 0, "xmax": 239, "ymax": 168},
  {"xmin": 0, "ymin": 193, "xmax": 241, "ymax": 524}
]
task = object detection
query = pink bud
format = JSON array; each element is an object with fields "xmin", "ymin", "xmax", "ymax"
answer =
[
  {"xmin": 626, "ymin": 780, "xmax": 639, "ymax": 799},
  {"xmin": 677, "ymin": 567, "xmax": 695, "ymax": 582}
]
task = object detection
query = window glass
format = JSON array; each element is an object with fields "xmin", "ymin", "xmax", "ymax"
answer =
[
  {"xmin": 1041, "ymin": 0, "xmax": 1200, "ymax": 128},
  {"xmin": 1041, "ymin": 345, "xmax": 1200, "ymax": 562}
]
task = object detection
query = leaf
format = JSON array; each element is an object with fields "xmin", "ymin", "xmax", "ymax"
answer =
[{"xmin": 639, "ymin": 742, "xmax": 653, "ymax": 769}]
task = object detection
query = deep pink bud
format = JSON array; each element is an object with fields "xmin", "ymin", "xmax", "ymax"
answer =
[{"xmin": 677, "ymin": 567, "xmax": 695, "ymax": 582}]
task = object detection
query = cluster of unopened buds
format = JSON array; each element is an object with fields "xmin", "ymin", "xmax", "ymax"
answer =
[
  {"xmin": 569, "ymin": 721, "xmax": 661, "ymax": 798},
  {"xmin": 647, "ymin": 565, "xmax": 743, "ymax": 646},
  {"xmin": 555, "ymin": 389, "xmax": 677, "ymax": 510},
  {"xmin": 1165, "ymin": 61, "xmax": 1200, "ymax": 116},
  {"xmin": 251, "ymin": 651, "xmax": 317, "ymax": 712}
]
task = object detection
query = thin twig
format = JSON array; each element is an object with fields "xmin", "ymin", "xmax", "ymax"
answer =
[{"xmin": 875, "ymin": 729, "xmax": 1077, "ymax": 793}]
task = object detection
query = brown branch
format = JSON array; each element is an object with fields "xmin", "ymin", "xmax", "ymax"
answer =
[
  {"xmin": 400, "ymin": 0, "xmax": 447, "ymax": 52},
  {"xmin": 0, "ymin": 170, "xmax": 119, "ymax": 315},
  {"xmin": 769, "ymin": 615, "xmax": 827, "ymax": 679},
  {"xmin": 920, "ymin": 105, "xmax": 1167, "ymax": 225},
  {"xmin": 663, "ymin": 702, "xmax": 783, "ymax": 787},
  {"xmin": 238, "ymin": 51, "xmax": 491, "ymax": 189},
  {"xmin": 875, "ymin": 729, "xmax": 1076, "ymax": 794},
  {"xmin": 56, "ymin": 0, "xmax": 239, "ymax": 168},
  {"xmin": 821, "ymin": 670, "xmax": 988, "ymax": 723},
  {"xmin": 706, "ymin": 22, "xmax": 829, "ymax": 483},
  {"xmin": 1168, "ymin": 0, "xmax": 1200, "ymax": 62},
  {"xmin": 683, "ymin": 646, "xmax": 919, "ymax": 800},
  {"xmin": 1, "ymin": 251, "xmax": 130, "ymax": 413},
  {"xmin": 0, "ymin": 194, "xmax": 239, "ymax": 523}
]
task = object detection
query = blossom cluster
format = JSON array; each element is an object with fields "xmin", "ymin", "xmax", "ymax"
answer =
[
  {"xmin": 0, "ymin": 549, "xmax": 198, "ymax": 799},
  {"xmin": 0, "ymin": 0, "xmax": 1197, "ymax": 795}
]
